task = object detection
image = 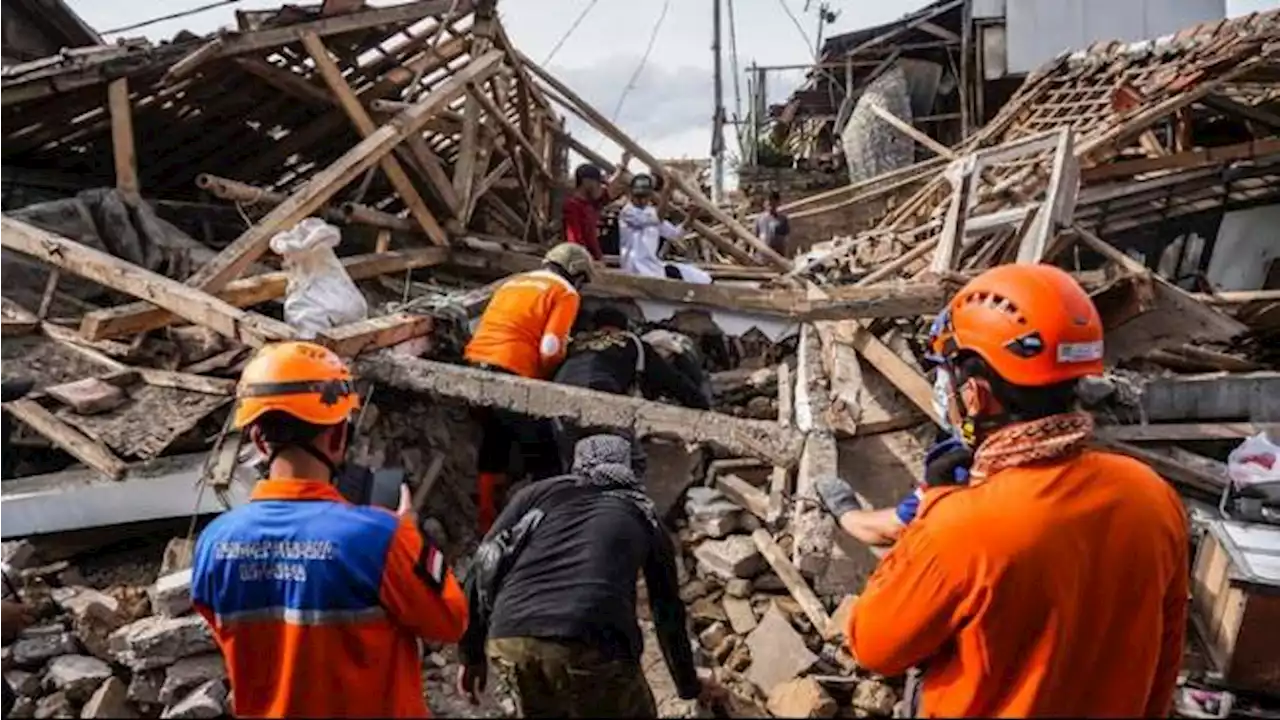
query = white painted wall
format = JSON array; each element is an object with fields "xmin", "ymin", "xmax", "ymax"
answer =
[
  {"xmin": 1003, "ymin": 0, "xmax": 1225, "ymax": 75},
  {"xmin": 1207, "ymin": 204, "xmax": 1280, "ymax": 291}
]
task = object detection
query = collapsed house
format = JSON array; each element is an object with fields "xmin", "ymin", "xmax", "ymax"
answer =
[{"xmin": 0, "ymin": 0, "xmax": 1278, "ymax": 717}]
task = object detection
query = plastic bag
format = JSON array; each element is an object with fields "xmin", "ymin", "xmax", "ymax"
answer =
[
  {"xmin": 1227, "ymin": 432, "xmax": 1280, "ymax": 488},
  {"xmin": 269, "ymin": 218, "xmax": 368, "ymax": 339}
]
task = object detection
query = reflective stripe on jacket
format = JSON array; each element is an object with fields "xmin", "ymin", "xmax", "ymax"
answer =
[{"xmin": 192, "ymin": 479, "xmax": 468, "ymax": 718}]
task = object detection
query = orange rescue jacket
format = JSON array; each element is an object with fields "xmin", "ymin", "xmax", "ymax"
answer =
[
  {"xmin": 464, "ymin": 269, "xmax": 581, "ymax": 379},
  {"xmin": 191, "ymin": 479, "xmax": 469, "ymax": 718},
  {"xmin": 848, "ymin": 450, "xmax": 1189, "ymax": 718}
]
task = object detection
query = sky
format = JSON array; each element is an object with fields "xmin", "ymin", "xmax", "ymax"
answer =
[{"xmin": 66, "ymin": 0, "xmax": 1277, "ymax": 170}]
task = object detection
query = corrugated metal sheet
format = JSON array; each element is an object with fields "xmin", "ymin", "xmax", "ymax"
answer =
[{"xmin": 1004, "ymin": 0, "xmax": 1226, "ymax": 75}]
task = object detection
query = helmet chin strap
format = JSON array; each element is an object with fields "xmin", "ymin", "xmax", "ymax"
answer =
[{"xmin": 263, "ymin": 422, "xmax": 351, "ymax": 484}]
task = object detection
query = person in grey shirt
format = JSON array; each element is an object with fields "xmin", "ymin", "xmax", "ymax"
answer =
[{"xmin": 753, "ymin": 190, "xmax": 790, "ymax": 257}]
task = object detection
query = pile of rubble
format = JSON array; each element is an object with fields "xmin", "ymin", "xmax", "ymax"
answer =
[{"xmin": 3, "ymin": 538, "xmax": 226, "ymax": 719}]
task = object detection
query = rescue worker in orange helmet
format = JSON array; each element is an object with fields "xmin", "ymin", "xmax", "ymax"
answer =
[
  {"xmin": 464, "ymin": 242, "xmax": 595, "ymax": 534},
  {"xmin": 191, "ymin": 342, "xmax": 468, "ymax": 718},
  {"xmin": 846, "ymin": 263, "xmax": 1189, "ymax": 718}
]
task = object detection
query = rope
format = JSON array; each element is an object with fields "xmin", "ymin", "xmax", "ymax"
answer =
[
  {"xmin": 101, "ymin": 0, "xmax": 243, "ymax": 36},
  {"xmin": 542, "ymin": 0, "xmax": 604, "ymax": 66},
  {"xmin": 608, "ymin": 0, "xmax": 672, "ymax": 126}
]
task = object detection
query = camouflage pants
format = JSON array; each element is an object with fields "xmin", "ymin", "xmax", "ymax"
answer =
[{"xmin": 487, "ymin": 637, "xmax": 658, "ymax": 719}]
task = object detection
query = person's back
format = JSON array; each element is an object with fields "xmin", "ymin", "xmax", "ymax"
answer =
[
  {"xmin": 193, "ymin": 490, "xmax": 463, "ymax": 717},
  {"xmin": 465, "ymin": 269, "xmax": 580, "ymax": 379},
  {"xmin": 852, "ymin": 448, "xmax": 1187, "ymax": 717}
]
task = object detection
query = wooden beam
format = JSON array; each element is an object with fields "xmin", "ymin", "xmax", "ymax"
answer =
[
  {"xmin": 447, "ymin": 246, "xmax": 950, "ymax": 320},
  {"xmin": 1081, "ymin": 137, "xmax": 1280, "ymax": 184},
  {"xmin": 1102, "ymin": 440, "xmax": 1225, "ymax": 497},
  {"xmin": 183, "ymin": 50, "xmax": 503, "ymax": 294},
  {"xmin": 196, "ymin": 173, "xmax": 418, "ymax": 233},
  {"xmin": 845, "ymin": 324, "xmax": 939, "ymax": 424},
  {"xmin": 869, "ymin": 103, "xmax": 956, "ymax": 160},
  {"xmin": 1017, "ymin": 128, "xmax": 1078, "ymax": 264},
  {"xmin": 2, "ymin": 217, "xmax": 295, "ymax": 347},
  {"xmin": 81, "ymin": 248, "xmax": 448, "ymax": 339},
  {"xmin": 470, "ymin": 83, "xmax": 553, "ymax": 180},
  {"xmin": 107, "ymin": 78, "xmax": 139, "ymax": 205},
  {"xmin": 356, "ymin": 351, "xmax": 806, "ymax": 466},
  {"xmin": 300, "ymin": 31, "xmax": 449, "ymax": 246},
  {"xmin": 716, "ymin": 474, "xmax": 770, "ymax": 520},
  {"xmin": 752, "ymin": 528, "xmax": 838, "ymax": 641},
  {"xmin": 1201, "ymin": 94, "xmax": 1280, "ymax": 132},
  {"xmin": 318, "ymin": 313, "xmax": 433, "ymax": 358},
  {"xmin": 166, "ymin": 0, "xmax": 474, "ymax": 79},
  {"xmin": 520, "ymin": 50, "xmax": 791, "ymax": 270},
  {"xmin": 6, "ymin": 399, "xmax": 128, "ymax": 480},
  {"xmin": 232, "ymin": 57, "xmax": 334, "ymax": 107}
]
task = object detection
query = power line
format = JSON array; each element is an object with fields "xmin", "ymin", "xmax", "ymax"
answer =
[
  {"xmin": 608, "ymin": 0, "xmax": 672, "ymax": 126},
  {"xmin": 773, "ymin": 0, "xmax": 816, "ymax": 60},
  {"xmin": 542, "ymin": 0, "xmax": 603, "ymax": 66},
  {"xmin": 100, "ymin": 0, "xmax": 243, "ymax": 36}
]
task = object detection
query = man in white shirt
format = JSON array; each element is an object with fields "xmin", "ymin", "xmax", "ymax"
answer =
[{"xmin": 618, "ymin": 174, "xmax": 711, "ymax": 284}]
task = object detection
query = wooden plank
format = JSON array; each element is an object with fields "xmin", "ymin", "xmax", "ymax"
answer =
[
  {"xmin": 410, "ymin": 451, "xmax": 447, "ymax": 514},
  {"xmin": 232, "ymin": 57, "xmax": 334, "ymax": 107},
  {"xmin": 2, "ymin": 216, "xmax": 295, "ymax": 347},
  {"xmin": 751, "ymin": 529, "xmax": 838, "ymax": 641},
  {"xmin": 520, "ymin": 50, "xmax": 790, "ymax": 270},
  {"xmin": 470, "ymin": 84, "xmax": 553, "ymax": 180},
  {"xmin": 182, "ymin": 50, "xmax": 503, "ymax": 294},
  {"xmin": 846, "ymin": 324, "xmax": 940, "ymax": 424},
  {"xmin": 107, "ymin": 78, "xmax": 139, "ymax": 205},
  {"xmin": 869, "ymin": 104, "xmax": 956, "ymax": 160},
  {"xmin": 716, "ymin": 474, "xmax": 770, "ymax": 520},
  {"xmin": 81, "ymin": 247, "xmax": 448, "ymax": 339},
  {"xmin": 317, "ymin": 312, "xmax": 434, "ymax": 358},
  {"xmin": 6, "ymin": 399, "xmax": 128, "ymax": 480},
  {"xmin": 301, "ymin": 31, "xmax": 449, "ymax": 247},
  {"xmin": 166, "ymin": 0, "xmax": 473, "ymax": 79},
  {"xmin": 1018, "ymin": 128, "xmax": 1077, "ymax": 264},
  {"xmin": 1080, "ymin": 137, "xmax": 1280, "ymax": 184},
  {"xmin": 768, "ymin": 362, "xmax": 792, "ymax": 525},
  {"xmin": 356, "ymin": 351, "xmax": 806, "ymax": 466}
]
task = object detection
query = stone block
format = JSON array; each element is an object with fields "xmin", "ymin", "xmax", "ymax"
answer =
[
  {"xmin": 852, "ymin": 679, "xmax": 897, "ymax": 716},
  {"xmin": 684, "ymin": 488, "xmax": 743, "ymax": 538},
  {"xmin": 688, "ymin": 596, "xmax": 728, "ymax": 627},
  {"xmin": 45, "ymin": 378, "xmax": 126, "ymax": 416},
  {"xmin": 33, "ymin": 691, "xmax": 74, "ymax": 719},
  {"xmin": 767, "ymin": 677, "xmax": 837, "ymax": 718},
  {"xmin": 161, "ymin": 679, "xmax": 227, "ymax": 719},
  {"xmin": 10, "ymin": 696, "xmax": 35, "ymax": 719},
  {"xmin": 744, "ymin": 606, "xmax": 816, "ymax": 696},
  {"xmin": 693, "ymin": 535, "xmax": 764, "ymax": 580},
  {"xmin": 148, "ymin": 570, "xmax": 193, "ymax": 618},
  {"xmin": 159, "ymin": 655, "xmax": 226, "ymax": 706},
  {"xmin": 5, "ymin": 669, "xmax": 40, "ymax": 697},
  {"xmin": 13, "ymin": 626, "xmax": 78, "ymax": 667},
  {"xmin": 126, "ymin": 670, "xmax": 163, "ymax": 705},
  {"xmin": 159, "ymin": 538, "xmax": 195, "ymax": 577},
  {"xmin": 50, "ymin": 588, "xmax": 120, "ymax": 618},
  {"xmin": 108, "ymin": 616, "xmax": 214, "ymax": 671},
  {"xmin": 81, "ymin": 677, "xmax": 138, "ymax": 719},
  {"xmin": 723, "ymin": 596, "xmax": 757, "ymax": 635},
  {"xmin": 724, "ymin": 578, "xmax": 752, "ymax": 598},
  {"xmin": 2, "ymin": 540, "xmax": 38, "ymax": 572},
  {"xmin": 43, "ymin": 655, "xmax": 112, "ymax": 701},
  {"xmin": 698, "ymin": 621, "xmax": 729, "ymax": 651},
  {"xmin": 70, "ymin": 603, "xmax": 126, "ymax": 662}
]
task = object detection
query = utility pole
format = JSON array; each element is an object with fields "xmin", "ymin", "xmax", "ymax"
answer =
[{"xmin": 710, "ymin": 0, "xmax": 726, "ymax": 205}]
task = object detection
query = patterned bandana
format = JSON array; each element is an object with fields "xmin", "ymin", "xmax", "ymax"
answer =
[
  {"xmin": 571, "ymin": 434, "xmax": 659, "ymax": 530},
  {"xmin": 970, "ymin": 410, "xmax": 1095, "ymax": 479}
]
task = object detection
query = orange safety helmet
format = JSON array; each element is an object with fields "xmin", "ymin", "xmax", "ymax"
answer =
[
  {"xmin": 233, "ymin": 341, "xmax": 360, "ymax": 430},
  {"xmin": 931, "ymin": 263, "xmax": 1104, "ymax": 387}
]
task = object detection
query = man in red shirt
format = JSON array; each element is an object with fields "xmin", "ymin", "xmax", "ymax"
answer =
[{"xmin": 562, "ymin": 161, "xmax": 626, "ymax": 260}]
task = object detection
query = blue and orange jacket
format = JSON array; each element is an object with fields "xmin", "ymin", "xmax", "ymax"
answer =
[{"xmin": 191, "ymin": 478, "xmax": 469, "ymax": 718}]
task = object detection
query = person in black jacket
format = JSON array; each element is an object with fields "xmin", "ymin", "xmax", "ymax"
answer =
[
  {"xmin": 456, "ymin": 434, "xmax": 723, "ymax": 718},
  {"xmin": 552, "ymin": 306, "xmax": 711, "ymax": 476}
]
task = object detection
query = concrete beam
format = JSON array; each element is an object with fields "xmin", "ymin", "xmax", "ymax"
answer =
[
  {"xmin": 0, "ymin": 454, "xmax": 253, "ymax": 539},
  {"xmin": 355, "ymin": 352, "xmax": 806, "ymax": 466},
  {"xmin": 1138, "ymin": 372, "xmax": 1280, "ymax": 423}
]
